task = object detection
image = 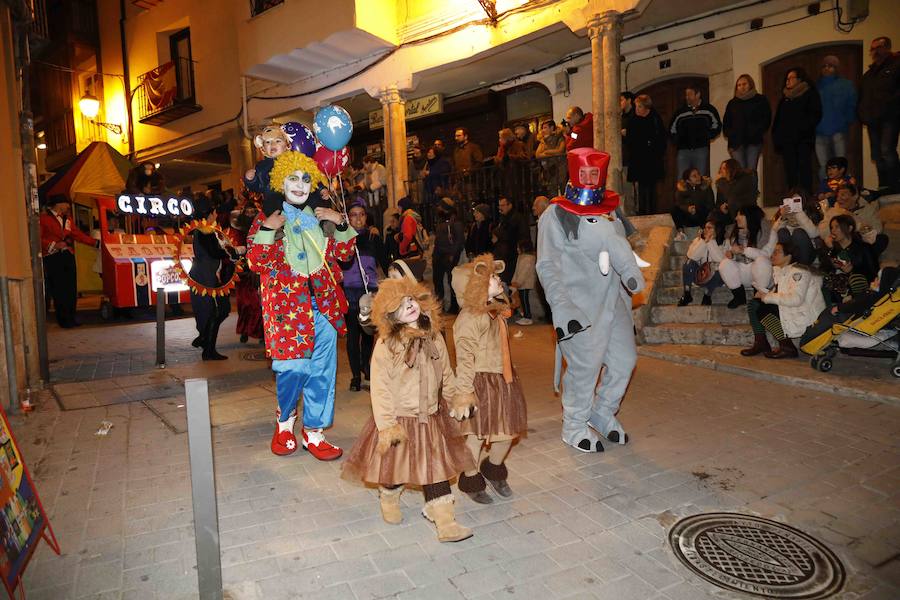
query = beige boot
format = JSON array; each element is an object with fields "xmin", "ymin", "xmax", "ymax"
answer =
[
  {"xmin": 379, "ymin": 486, "xmax": 403, "ymax": 524},
  {"xmin": 422, "ymin": 495, "xmax": 473, "ymax": 542}
]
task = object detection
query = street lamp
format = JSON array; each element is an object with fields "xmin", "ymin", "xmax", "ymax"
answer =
[
  {"xmin": 78, "ymin": 91, "xmax": 123, "ymax": 135},
  {"xmin": 78, "ymin": 91, "xmax": 100, "ymax": 118}
]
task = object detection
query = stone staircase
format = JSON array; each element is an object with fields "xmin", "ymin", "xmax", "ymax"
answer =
[{"xmin": 640, "ymin": 227, "xmax": 755, "ymax": 346}]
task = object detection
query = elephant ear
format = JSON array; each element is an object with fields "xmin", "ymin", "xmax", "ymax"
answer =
[{"xmin": 555, "ymin": 206, "xmax": 581, "ymax": 241}]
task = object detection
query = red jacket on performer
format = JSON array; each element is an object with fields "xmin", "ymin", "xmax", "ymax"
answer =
[
  {"xmin": 39, "ymin": 210, "xmax": 97, "ymax": 255},
  {"xmin": 247, "ymin": 216, "xmax": 356, "ymax": 361}
]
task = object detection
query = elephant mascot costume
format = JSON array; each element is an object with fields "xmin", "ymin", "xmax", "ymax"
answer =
[{"xmin": 536, "ymin": 148, "xmax": 645, "ymax": 453}]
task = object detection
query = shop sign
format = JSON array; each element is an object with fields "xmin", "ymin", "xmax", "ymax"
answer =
[
  {"xmin": 117, "ymin": 194, "xmax": 194, "ymax": 217},
  {"xmin": 369, "ymin": 93, "xmax": 443, "ymax": 129}
]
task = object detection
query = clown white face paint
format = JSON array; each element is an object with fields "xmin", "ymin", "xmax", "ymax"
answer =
[
  {"xmin": 283, "ymin": 170, "xmax": 312, "ymax": 205},
  {"xmin": 488, "ymin": 273, "xmax": 503, "ymax": 299},
  {"xmin": 395, "ymin": 296, "xmax": 421, "ymax": 325}
]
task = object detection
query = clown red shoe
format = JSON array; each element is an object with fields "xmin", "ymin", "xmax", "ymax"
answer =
[
  {"xmin": 271, "ymin": 410, "xmax": 298, "ymax": 456},
  {"xmin": 302, "ymin": 428, "xmax": 343, "ymax": 461}
]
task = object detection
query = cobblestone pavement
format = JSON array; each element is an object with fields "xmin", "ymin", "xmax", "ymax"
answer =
[{"xmin": 13, "ymin": 319, "xmax": 900, "ymax": 599}]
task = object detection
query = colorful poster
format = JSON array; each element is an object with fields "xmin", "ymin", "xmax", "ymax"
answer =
[{"xmin": 0, "ymin": 407, "xmax": 58, "ymax": 597}]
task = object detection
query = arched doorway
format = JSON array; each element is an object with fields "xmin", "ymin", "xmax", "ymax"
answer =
[
  {"xmin": 636, "ymin": 76, "xmax": 710, "ymax": 212},
  {"xmin": 761, "ymin": 43, "xmax": 864, "ymax": 205}
]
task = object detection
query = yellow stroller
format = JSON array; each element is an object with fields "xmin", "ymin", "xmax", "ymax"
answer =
[{"xmin": 800, "ymin": 267, "xmax": 900, "ymax": 378}]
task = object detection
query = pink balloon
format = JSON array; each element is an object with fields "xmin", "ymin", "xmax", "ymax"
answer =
[{"xmin": 314, "ymin": 146, "xmax": 349, "ymax": 178}]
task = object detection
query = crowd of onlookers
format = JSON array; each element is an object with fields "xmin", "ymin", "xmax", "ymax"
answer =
[{"xmin": 668, "ymin": 36, "xmax": 898, "ymax": 361}]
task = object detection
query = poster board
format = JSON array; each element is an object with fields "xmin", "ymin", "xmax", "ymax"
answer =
[{"xmin": 0, "ymin": 406, "xmax": 59, "ymax": 598}]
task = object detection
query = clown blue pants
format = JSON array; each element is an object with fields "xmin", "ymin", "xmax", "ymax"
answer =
[{"xmin": 272, "ymin": 307, "xmax": 337, "ymax": 430}]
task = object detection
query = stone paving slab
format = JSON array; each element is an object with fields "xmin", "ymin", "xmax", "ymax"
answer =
[
  {"xmin": 638, "ymin": 343, "xmax": 900, "ymax": 406},
  {"xmin": 15, "ymin": 322, "xmax": 900, "ymax": 599}
]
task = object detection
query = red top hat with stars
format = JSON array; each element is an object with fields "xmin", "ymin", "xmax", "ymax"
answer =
[{"xmin": 551, "ymin": 148, "xmax": 620, "ymax": 216}]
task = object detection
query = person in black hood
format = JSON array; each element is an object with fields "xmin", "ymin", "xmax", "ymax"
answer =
[{"xmin": 772, "ymin": 67, "xmax": 822, "ymax": 194}]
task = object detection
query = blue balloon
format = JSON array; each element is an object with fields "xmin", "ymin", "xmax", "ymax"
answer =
[
  {"xmin": 281, "ymin": 121, "xmax": 316, "ymax": 157},
  {"xmin": 313, "ymin": 105, "xmax": 353, "ymax": 151}
]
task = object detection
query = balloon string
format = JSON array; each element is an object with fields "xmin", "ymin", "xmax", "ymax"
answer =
[{"xmin": 334, "ymin": 160, "xmax": 370, "ymax": 295}]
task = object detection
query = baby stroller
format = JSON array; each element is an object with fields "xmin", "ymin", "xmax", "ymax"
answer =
[{"xmin": 800, "ymin": 267, "xmax": 900, "ymax": 378}]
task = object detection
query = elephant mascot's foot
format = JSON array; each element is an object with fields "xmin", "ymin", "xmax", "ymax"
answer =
[
  {"xmin": 606, "ymin": 431, "xmax": 629, "ymax": 445},
  {"xmin": 563, "ymin": 428, "xmax": 605, "ymax": 453}
]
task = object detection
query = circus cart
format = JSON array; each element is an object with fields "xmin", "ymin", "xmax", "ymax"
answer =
[{"xmin": 38, "ymin": 142, "xmax": 196, "ymax": 319}]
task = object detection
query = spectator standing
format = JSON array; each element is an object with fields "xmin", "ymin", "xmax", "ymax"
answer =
[
  {"xmin": 722, "ymin": 74, "xmax": 771, "ymax": 176},
  {"xmin": 432, "ymin": 198, "xmax": 466, "ymax": 314},
  {"xmin": 39, "ymin": 195, "xmax": 100, "ymax": 328},
  {"xmin": 535, "ymin": 119, "xmax": 566, "ymax": 195},
  {"xmin": 815, "ymin": 55, "xmax": 857, "ymax": 180},
  {"xmin": 672, "ymin": 167, "xmax": 714, "ymax": 238},
  {"xmin": 858, "ymin": 36, "xmax": 900, "ymax": 193},
  {"xmin": 492, "ymin": 196, "xmax": 528, "ymax": 284},
  {"xmin": 715, "ymin": 158, "xmax": 757, "ymax": 221},
  {"xmin": 361, "ymin": 154, "xmax": 387, "ymax": 208},
  {"xmin": 423, "ymin": 145, "xmax": 452, "ymax": 228},
  {"xmin": 536, "ymin": 120, "xmax": 566, "ymax": 158},
  {"xmin": 624, "ymin": 94, "xmax": 667, "ymax": 215},
  {"xmin": 383, "ymin": 211, "xmax": 401, "ymax": 263},
  {"xmin": 339, "ymin": 201, "xmax": 387, "ymax": 391},
  {"xmin": 510, "ymin": 239, "xmax": 537, "ymax": 325},
  {"xmin": 514, "ymin": 124, "xmax": 537, "ymax": 160},
  {"xmin": 496, "ymin": 128, "xmax": 528, "ymax": 164},
  {"xmin": 772, "ymin": 67, "xmax": 822, "ymax": 194},
  {"xmin": 452, "ymin": 127, "xmax": 483, "ymax": 173},
  {"xmin": 531, "ymin": 195, "xmax": 552, "ymax": 323},
  {"xmin": 396, "ymin": 197, "xmax": 425, "ymax": 259},
  {"xmin": 620, "ymin": 91, "xmax": 635, "ymax": 171},
  {"xmin": 466, "ymin": 203, "xmax": 493, "ymax": 259},
  {"xmin": 408, "ymin": 144, "xmax": 427, "ymax": 208},
  {"xmin": 564, "ymin": 106, "xmax": 594, "ymax": 151},
  {"xmin": 669, "ymin": 84, "xmax": 722, "ymax": 176}
]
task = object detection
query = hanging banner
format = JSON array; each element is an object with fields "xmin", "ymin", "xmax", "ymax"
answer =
[
  {"xmin": 0, "ymin": 406, "xmax": 60, "ymax": 598},
  {"xmin": 369, "ymin": 93, "xmax": 444, "ymax": 129}
]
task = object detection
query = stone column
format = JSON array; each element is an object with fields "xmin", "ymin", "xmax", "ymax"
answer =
[
  {"xmin": 599, "ymin": 11, "xmax": 623, "ymax": 195},
  {"xmin": 379, "ymin": 84, "xmax": 409, "ymax": 210},
  {"xmin": 588, "ymin": 16, "xmax": 605, "ymax": 153}
]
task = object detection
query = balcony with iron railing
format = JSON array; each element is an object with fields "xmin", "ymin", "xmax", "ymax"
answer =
[
  {"xmin": 404, "ymin": 154, "xmax": 568, "ymax": 231},
  {"xmin": 135, "ymin": 57, "xmax": 202, "ymax": 126}
]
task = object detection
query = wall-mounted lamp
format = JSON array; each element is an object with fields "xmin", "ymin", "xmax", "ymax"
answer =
[{"xmin": 79, "ymin": 91, "xmax": 123, "ymax": 135}]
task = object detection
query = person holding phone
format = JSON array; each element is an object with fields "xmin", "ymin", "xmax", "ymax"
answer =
[
  {"xmin": 773, "ymin": 190, "xmax": 822, "ymax": 265},
  {"xmin": 819, "ymin": 214, "xmax": 877, "ymax": 306},
  {"xmin": 717, "ymin": 205, "xmax": 775, "ymax": 309}
]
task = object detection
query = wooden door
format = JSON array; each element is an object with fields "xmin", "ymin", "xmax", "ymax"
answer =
[
  {"xmin": 636, "ymin": 77, "xmax": 710, "ymax": 213},
  {"xmin": 761, "ymin": 43, "xmax": 863, "ymax": 205}
]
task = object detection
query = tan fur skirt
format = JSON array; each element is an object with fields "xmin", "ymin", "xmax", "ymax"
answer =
[
  {"xmin": 460, "ymin": 372, "xmax": 528, "ymax": 441},
  {"xmin": 342, "ymin": 407, "xmax": 474, "ymax": 486}
]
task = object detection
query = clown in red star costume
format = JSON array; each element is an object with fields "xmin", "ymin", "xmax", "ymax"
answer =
[{"xmin": 247, "ymin": 150, "xmax": 357, "ymax": 460}]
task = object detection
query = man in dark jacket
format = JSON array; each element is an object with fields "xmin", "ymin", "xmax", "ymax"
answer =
[
  {"xmin": 431, "ymin": 198, "xmax": 466, "ymax": 313},
  {"xmin": 189, "ymin": 195, "xmax": 233, "ymax": 360},
  {"xmin": 859, "ymin": 36, "xmax": 900, "ymax": 192},
  {"xmin": 492, "ymin": 196, "xmax": 529, "ymax": 284},
  {"xmin": 624, "ymin": 94, "xmax": 667, "ymax": 215},
  {"xmin": 669, "ymin": 84, "xmax": 721, "ymax": 176}
]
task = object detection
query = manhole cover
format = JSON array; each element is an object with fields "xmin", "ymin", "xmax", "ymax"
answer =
[{"xmin": 669, "ymin": 512, "xmax": 844, "ymax": 599}]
